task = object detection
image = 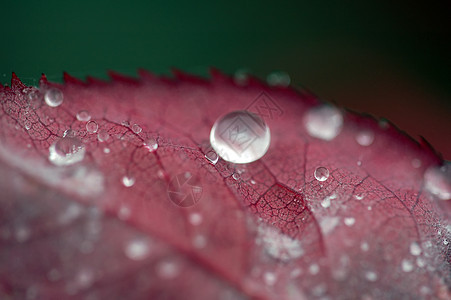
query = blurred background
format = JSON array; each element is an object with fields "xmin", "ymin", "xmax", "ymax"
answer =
[{"xmin": 1, "ymin": 0, "xmax": 450, "ymax": 158}]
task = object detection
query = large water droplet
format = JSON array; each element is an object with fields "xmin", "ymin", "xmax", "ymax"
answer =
[
  {"xmin": 314, "ymin": 167, "xmax": 329, "ymax": 182},
  {"xmin": 122, "ymin": 176, "xmax": 135, "ymax": 187},
  {"xmin": 304, "ymin": 105, "xmax": 343, "ymax": 141},
  {"xmin": 210, "ymin": 110, "xmax": 270, "ymax": 164},
  {"xmin": 424, "ymin": 163, "xmax": 451, "ymax": 200},
  {"xmin": 44, "ymin": 88, "xmax": 63, "ymax": 107},
  {"xmin": 266, "ymin": 71, "xmax": 291, "ymax": 87},
  {"xmin": 355, "ymin": 130, "xmax": 374, "ymax": 146},
  {"xmin": 76, "ymin": 110, "xmax": 91, "ymax": 122},
  {"xmin": 86, "ymin": 121, "xmax": 98, "ymax": 134},
  {"xmin": 124, "ymin": 238, "xmax": 151, "ymax": 261},
  {"xmin": 143, "ymin": 138, "xmax": 158, "ymax": 152},
  {"xmin": 48, "ymin": 137, "xmax": 86, "ymax": 166}
]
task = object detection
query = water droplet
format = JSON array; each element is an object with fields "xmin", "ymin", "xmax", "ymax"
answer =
[
  {"xmin": 344, "ymin": 217, "xmax": 355, "ymax": 226},
  {"xmin": 232, "ymin": 173, "xmax": 240, "ymax": 181},
  {"xmin": 118, "ymin": 205, "xmax": 131, "ymax": 220},
  {"xmin": 355, "ymin": 130, "xmax": 374, "ymax": 146},
  {"xmin": 409, "ymin": 242, "xmax": 421, "ymax": 256},
  {"xmin": 444, "ymin": 239, "xmax": 449, "ymax": 245},
  {"xmin": 320, "ymin": 194, "xmax": 336, "ymax": 208},
  {"xmin": 304, "ymin": 105, "xmax": 343, "ymax": 141},
  {"xmin": 258, "ymin": 225, "xmax": 304, "ymax": 261},
  {"xmin": 58, "ymin": 203, "xmax": 82, "ymax": 225},
  {"xmin": 121, "ymin": 120, "xmax": 130, "ymax": 127},
  {"xmin": 205, "ymin": 150, "xmax": 219, "ymax": 165},
  {"xmin": 124, "ymin": 238, "xmax": 151, "ymax": 260},
  {"xmin": 122, "ymin": 176, "xmax": 135, "ymax": 187},
  {"xmin": 401, "ymin": 259, "xmax": 414, "ymax": 272},
  {"xmin": 24, "ymin": 120, "xmax": 32, "ymax": 130},
  {"xmin": 86, "ymin": 121, "xmax": 98, "ymax": 134},
  {"xmin": 314, "ymin": 167, "xmax": 329, "ymax": 182},
  {"xmin": 233, "ymin": 68, "xmax": 251, "ymax": 85},
  {"xmin": 156, "ymin": 260, "xmax": 180, "ymax": 279},
  {"xmin": 44, "ymin": 88, "xmax": 63, "ymax": 107},
  {"xmin": 132, "ymin": 124, "xmax": 142, "ymax": 134},
  {"xmin": 263, "ymin": 272, "xmax": 277, "ymax": 286},
  {"xmin": 76, "ymin": 110, "xmax": 91, "ymax": 122},
  {"xmin": 354, "ymin": 193, "xmax": 365, "ymax": 200},
  {"xmin": 416, "ymin": 257, "xmax": 425, "ymax": 268},
  {"xmin": 143, "ymin": 138, "xmax": 158, "ymax": 152},
  {"xmin": 411, "ymin": 158, "xmax": 422, "ymax": 168},
  {"xmin": 97, "ymin": 129, "xmax": 110, "ymax": 142},
  {"xmin": 309, "ymin": 263, "xmax": 320, "ymax": 275},
  {"xmin": 193, "ymin": 234, "xmax": 207, "ymax": 249},
  {"xmin": 188, "ymin": 213, "xmax": 203, "ymax": 226},
  {"xmin": 210, "ymin": 110, "xmax": 270, "ymax": 164},
  {"xmin": 103, "ymin": 147, "xmax": 110, "ymax": 154},
  {"xmin": 365, "ymin": 271, "xmax": 378, "ymax": 282},
  {"xmin": 361, "ymin": 242, "xmax": 369, "ymax": 252},
  {"xmin": 48, "ymin": 137, "xmax": 86, "ymax": 166},
  {"xmin": 266, "ymin": 71, "xmax": 291, "ymax": 87},
  {"xmin": 250, "ymin": 179, "xmax": 256, "ymax": 185},
  {"xmin": 63, "ymin": 129, "xmax": 76, "ymax": 138},
  {"xmin": 424, "ymin": 163, "xmax": 451, "ymax": 200},
  {"xmin": 357, "ymin": 160, "xmax": 362, "ymax": 166}
]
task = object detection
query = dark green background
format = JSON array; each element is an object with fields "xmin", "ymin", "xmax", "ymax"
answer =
[{"xmin": 1, "ymin": 0, "xmax": 450, "ymax": 156}]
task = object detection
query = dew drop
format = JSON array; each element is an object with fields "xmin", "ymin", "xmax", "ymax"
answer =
[
  {"xmin": 86, "ymin": 121, "xmax": 98, "ymax": 134},
  {"xmin": 365, "ymin": 271, "xmax": 378, "ymax": 282},
  {"xmin": 121, "ymin": 120, "xmax": 130, "ymax": 127},
  {"xmin": 263, "ymin": 272, "xmax": 277, "ymax": 286},
  {"xmin": 63, "ymin": 129, "xmax": 76, "ymax": 138},
  {"xmin": 44, "ymin": 88, "xmax": 63, "ymax": 107},
  {"xmin": 103, "ymin": 147, "xmax": 110, "ymax": 154},
  {"xmin": 156, "ymin": 260, "xmax": 180, "ymax": 279},
  {"xmin": 210, "ymin": 110, "xmax": 270, "ymax": 164},
  {"xmin": 344, "ymin": 217, "xmax": 355, "ymax": 226},
  {"xmin": 320, "ymin": 194, "xmax": 336, "ymax": 208},
  {"xmin": 409, "ymin": 242, "xmax": 421, "ymax": 256},
  {"xmin": 143, "ymin": 138, "xmax": 158, "ymax": 152},
  {"xmin": 401, "ymin": 259, "xmax": 414, "ymax": 272},
  {"xmin": 193, "ymin": 234, "xmax": 207, "ymax": 249},
  {"xmin": 124, "ymin": 238, "xmax": 151, "ymax": 260},
  {"xmin": 266, "ymin": 71, "xmax": 291, "ymax": 87},
  {"xmin": 233, "ymin": 68, "xmax": 251, "ymax": 85},
  {"xmin": 122, "ymin": 176, "xmax": 135, "ymax": 187},
  {"xmin": 309, "ymin": 263, "xmax": 320, "ymax": 275},
  {"xmin": 132, "ymin": 124, "xmax": 142, "ymax": 134},
  {"xmin": 118, "ymin": 205, "xmax": 131, "ymax": 220},
  {"xmin": 361, "ymin": 242, "xmax": 369, "ymax": 252},
  {"xmin": 188, "ymin": 212, "xmax": 203, "ymax": 226},
  {"xmin": 355, "ymin": 130, "xmax": 374, "ymax": 146},
  {"xmin": 48, "ymin": 137, "xmax": 86, "ymax": 166},
  {"xmin": 24, "ymin": 120, "xmax": 32, "ymax": 130},
  {"xmin": 354, "ymin": 194, "xmax": 364, "ymax": 201},
  {"xmin": 411, "ymin": 158, "xmax": 422, "ymax": 169},
  {"xmin": 250, "ymin": 179, "xmax": 256, "ymax": 185},
  {"xmin": 97, "ymin": 129, "xmax": 110, "ymax": 142},
  {"xmin": 423, "ymin": 163, "xmax": 451, "ymax": 200},
  {"xmin": 304, "ymin": 105, "xmax": 343, "ymax": 141},
  {"xmin": 76, "ymin": 110, "xmax": 91, "ymax": 122},
  {"xmin": 314, "ymin": 167, "xmax": 329, "ymax": 182},
  {"xmin": 205, "ymin": 150, "xmax": 219, "ymax": 165}
]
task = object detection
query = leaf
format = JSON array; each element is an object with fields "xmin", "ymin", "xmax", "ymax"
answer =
[{"xmin": 0, "ymin": 70, "xmax": 450, "ymax": 300}]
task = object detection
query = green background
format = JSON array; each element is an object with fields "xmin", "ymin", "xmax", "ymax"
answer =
[{"xmin": 1, "ymin": 0, "xmax": 450, "ymax": 157}]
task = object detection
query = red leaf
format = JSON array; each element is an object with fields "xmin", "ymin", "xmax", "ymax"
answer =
[{"xmin": 0, "ymin": 70, "xmax": 450, "ymax": 299}]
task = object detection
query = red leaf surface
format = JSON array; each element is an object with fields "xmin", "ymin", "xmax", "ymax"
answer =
[{"xmin": 0, "ymin": 70, "xmax": 450, "ymax": 299}]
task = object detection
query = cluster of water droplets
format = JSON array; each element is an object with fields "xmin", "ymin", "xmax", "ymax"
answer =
[{"xmin": 423, "ymin": 163, "xmax": 451, "ymax": 200}]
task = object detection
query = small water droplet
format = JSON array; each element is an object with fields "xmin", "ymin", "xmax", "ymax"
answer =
[
  {"xmin": 344, "ymin": 217, "xmax": 355, "ymax": 226},
  {"xmin": 97, "ymin": 129, "xmax": 110, "ymax": 142},
  {"xmin": 44, "ymin": 88, "xmax": 63, "ymax": 107},
  {"xmin": 143, "ymin": 138, "xmax": 158, "ymax": 152},
  {"xmin": 409, "ymin": 242, "xmax": 421, "ymax": 256},
  {"xmin": 424, "ymin": 163, "xmax": 451, "ymax": 200},
  {"xmin": 365, "ymin": 271, "xmax": 378, "ymax": 282},
  {"xmin": 124, "ymin": 238, "xmax": 151, "ymax": 260},
  {"xmin": 250, "ymin": 179, "xmax": 256, "ymax": 185},
  {"xmin": 205, "ymin": 150, "xmax": 219, "ymax": 165},
  {"xmin": 354, "ymin": 193, "xmax": 365, "ymax": 200},
  {"xmin": 355, "ymin": 130, "xmax": 374, "ymax": 146},
  {"xmin": 232, "ymin": 173, "xmax": 240, "ymax": 180},
  {"xmin": 321, "ymin": 194, "xmax": 336, "ymax": 208},
  {"xmin": 314, "ymin": 167, "xmax": 329, "ymax": 182},
  {"xmin": 233, "ymin": 68, "xmax": 251, "ymax": 85},
  {"xmin": 210, "ymin": 110, "xmax": 270, "ymax": 164},
  {"xmin": 309, "ymin": 263, "xmax": 320, "ymax": 275},
  {"xmin": 263, "ymin": 272, "xmax": 277, "ymax": 286},
  {"xmin": 122, "ymin": 176, "xmax": 135, "ymax": 187},
  {"xmin": 357, "ymin": 160, "xmax": 362, "ymax": 166},
  {"xmin": 86, "ymin": 121, "xmax": 98, "ymax": 134},
  {"xmin": 266, "ymin": 71, "xmax": 291, "ymax": 87},
  {"xmin": 76, "ymin": 110, "xmax": 91, "ymax": 122},
  {"xmin": 361, "ymin": 242, "xmax": 369, "ymax": 252},
  {"xmin": 48, "ymin": 137, "xmax": 86, "ymax": 166},
  {"xmin": 411, "ymin": 158, "xmax": 422, "ymax": 168},
  {"xmin": 416, "ymin": 257, "xmax": 425, "ymax": 268},
  {"xmin": 188, "ymin": 213, "xmax": 203, "ymax": 226},
  {"xmin": 103, "ymin": 147, "xmax": 110, "ymax": 154},
  {"xmin": 444, "ymin": 239, "xmax": 449, "ymax": 245},
  {"xmin": 24, "ymin": 120, "xmax": 32, "ymax": 130},
  {"xmin": 304, "ymin": 105, "xmax": 343, "ymax": 141},
  {"xmin": 63, "ymin": 129, "xmax": 76, "ymax": 138},
  {"xmin": 122, "ymin": 120, "xmax": 130, "ymax": 127},
  {"xmin": 132, "ymin": 124, "xmax": 142, "ymax": 134},
  {"xmin": 401, "ymin": 259, "xmax": 414, "ymax": 272},
  {"xmin": 193, "ymin": 234, "xmax": 207, "ymax": 249},
  {"xmin": 156, "ymin": 260, "xmax": 180, "ymax": 279}
]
